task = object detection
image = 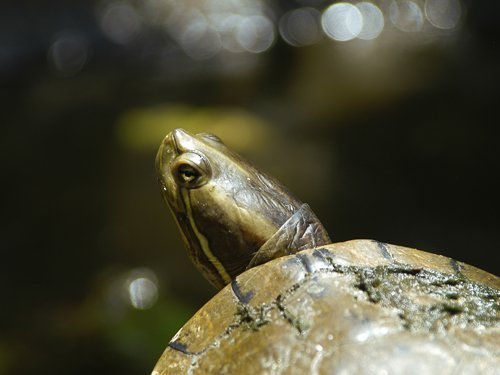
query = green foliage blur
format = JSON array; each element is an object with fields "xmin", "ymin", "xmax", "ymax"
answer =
[{"xmin": 1, "ymin": 0, "xmax": 499, "ymax": 374}]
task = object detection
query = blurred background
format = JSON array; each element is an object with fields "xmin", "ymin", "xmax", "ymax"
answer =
[{"xmin": 2, "ymin": 0, "xmax": 499, "ymax": 373}]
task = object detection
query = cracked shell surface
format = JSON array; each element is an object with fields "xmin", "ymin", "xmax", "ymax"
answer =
[{"xmin": 152, "ymin": 240, "xmax": 500, "ymax": 375}]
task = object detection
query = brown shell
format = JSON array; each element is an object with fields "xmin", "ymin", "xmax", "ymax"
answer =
[{"xmin": 153, "ymin": 240, "xmax": 500, "ymax": 374}]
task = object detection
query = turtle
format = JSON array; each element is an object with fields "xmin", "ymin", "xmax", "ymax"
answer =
[{"xmin": 153, "ymin": 128, "xmax": 500, "ymax": 374}]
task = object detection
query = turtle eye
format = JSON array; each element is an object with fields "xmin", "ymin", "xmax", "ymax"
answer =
[
  {"xmin": 172, "ymin": 152, "xmax": 211, "ymax": 188},
  {"xmin": 178, "ymin": 164, "xmax": 200, "ymax": 183}
]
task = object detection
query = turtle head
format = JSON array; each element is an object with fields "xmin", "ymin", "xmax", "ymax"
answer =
[{"xmin": 156, "ymin": 128, "xmax": 330, "ymax": 288}]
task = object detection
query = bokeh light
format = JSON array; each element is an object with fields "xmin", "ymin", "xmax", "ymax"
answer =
[
  {"xmin": 356, "ymin": 2, "xmax": 385, "ymax": 40},
  {"xmin": 179, "ymin": 21, "xmax": 222, "ymax": 60},
  {"xmin": 322, "ymin": 3, "xmax": 363, "ymax": 42},
  {"xmin": 425, "ymin": 0, "xmax": 462, "ymax": 30},
  {"xmin": 279, "ymin": 7, "xmax": 322, "ymax": 47},
  {"xmin": 98, "ymin": 1, "xmax": 142, "ymax": 44},
  {"xmin": 140, "ymin": 0, "xmax": 276, "ymax": 57},
  {"xmin": 216, "ymin": 14, "xmax": 247, "ymax": 53},
  {"xmin": 126, "ymin": 268, "xmax": 159, "ymax": 310},
  {"xmin": 236, "ymin": 15, "xmax": 275, "ymax": 53},
  {"xmin": 47, "ymin": 31, "xmax": 89, "ymax": 77},
  {"xmin": 389, "ymin": 0, "xmax": 424, "ymax": 33},
  {"xmin": 94, "ymin": 0, "xmax": 468, "ymax": 59}
]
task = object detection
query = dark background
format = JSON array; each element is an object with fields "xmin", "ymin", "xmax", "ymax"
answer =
[{"xmin": 1, "ymin": 0, "xmax": 499, "ymax": 374}]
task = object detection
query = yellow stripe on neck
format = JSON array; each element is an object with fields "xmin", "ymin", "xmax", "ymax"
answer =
[{"xmin": 181, "ymin": 189, "xmax": 232, "ymax": 285}]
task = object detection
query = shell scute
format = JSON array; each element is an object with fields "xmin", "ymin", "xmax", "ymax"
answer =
[{"xmin": 152, "ymin": 240, "xmax": 500, "ymax": 375}]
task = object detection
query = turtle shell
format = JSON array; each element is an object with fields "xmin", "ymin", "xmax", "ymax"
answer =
[{"xmin": 152, "ymin": 240, "xmax": 500, "ymax": 374}]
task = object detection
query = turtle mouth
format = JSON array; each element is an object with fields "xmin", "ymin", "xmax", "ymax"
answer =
[
  {"xmin": 156, "ymin": 130, "xmax": 183, "ymax": 174},
  {"xmin": 161, "ymin": 131, "xmax": 181, "ymax": 157},
  {"xmin": 156, "ymin": 133, "xmax": 183, "ymax": 213}
]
